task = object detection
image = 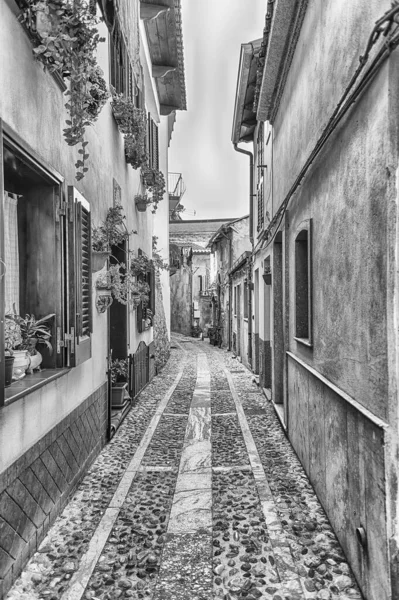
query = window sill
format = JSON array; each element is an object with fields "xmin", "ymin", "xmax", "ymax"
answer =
[
  {"xmin": 5, "ymin": 368, "xmax": 70, "ymax": 406},
  {"xmin": 244, "ymin": 318, "xmax": 248, "ymax": 322},
  {"xmin": 294, "ymin": 337, "xmax": 313, "ymax": 348}
]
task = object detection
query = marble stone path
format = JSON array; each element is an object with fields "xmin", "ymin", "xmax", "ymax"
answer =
[{"xmin": 6, "ymin": 337, "xmax": 362, "ymax": 600}]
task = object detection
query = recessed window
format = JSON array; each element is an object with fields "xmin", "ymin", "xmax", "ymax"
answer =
[
  {"xmin": 2, "ymin": 132, "xmax": 92, "ymax": 406},
  {"xmin": 294, "ymin": 222, "xmax": 312, "ymax": 344},
  {"xmin": 243, "ymin": 281, "xmax": 249, "ymax": 319}
]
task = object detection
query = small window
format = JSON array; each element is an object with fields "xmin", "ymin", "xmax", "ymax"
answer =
[
  {"xmin": 257, "ymin": 123, "xmax": 265, "ymax": 232},
  {"xmin": 294, "ymin": 222, "xmax": 312, "ymax": 344},
  {"xmin": 199, "ymin": 275, "xmax": 203, "ymax": 292},
  {"xmin": 234, "ymin": 286, "xmax": 237, "ymax": 316},
  {"xmin": 243, "ymin": 281, "xmax": 248, "ymax": 319},
  {"xmin": 147, "ymin": 117, "xmax": 159, "ymax": 170}
]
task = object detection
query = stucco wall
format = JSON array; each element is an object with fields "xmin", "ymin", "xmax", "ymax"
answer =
[{"xmin": 265, "ymin": 0, "xmax": 398, "ymax": 596}]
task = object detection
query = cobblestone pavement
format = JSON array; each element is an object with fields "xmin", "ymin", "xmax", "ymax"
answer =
[{"xmin": 6, "ymin": 337, "xmax": 362, "ymax": 600}]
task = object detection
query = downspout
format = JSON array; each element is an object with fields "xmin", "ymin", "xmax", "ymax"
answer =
[
  {"xmin": 233, "ymin": 144, "xmax": 254, "ymax": 246},
  {"xmin": 233, "ymin": 143, "xmax": 254, "ymax": 368}
]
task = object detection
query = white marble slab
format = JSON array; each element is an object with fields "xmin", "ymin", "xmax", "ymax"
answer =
[{"xmin": 168, "ymin": 488, "xmax": 212, "ymax": 533}]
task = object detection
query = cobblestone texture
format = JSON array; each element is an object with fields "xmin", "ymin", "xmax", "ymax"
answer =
[
  {"xmin": 212, "ymin": 415, "xmax": 249, "ymax": 467},
  {"xmin": 84, "ymin": 470, "xmax": 178, "ymax": 600},
  {"xmin": 6, "ymin": 338, "xmax": 362, "ymax": 600}
]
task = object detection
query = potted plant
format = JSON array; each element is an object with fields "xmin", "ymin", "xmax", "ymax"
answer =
[
  {"xmin": 92, "ymin": 204, "xmax": 134, "ymax": 272},
  {"xmin": 141, "ymin": 166, "xmax": 166, "ymax": 213},
  {"xmin": 134, "ymin": 193, "xmax": 151, "ymax": 212},
  {"xmin": 6, "ymin": 310, "xmax": 55, "ymax": 375},
  {"xmin": 110, "ymin": 358, "xmax": 130, "ymax": 408},
  {"xmin": 4, "ymin": 318, "xmax": 22, "ymax": 386}
]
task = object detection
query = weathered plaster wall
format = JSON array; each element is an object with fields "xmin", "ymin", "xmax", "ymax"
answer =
[
  {"xmin": 170, "ymin": 263, "xmax": 191, "ymax": 335},
  {"xmin": 153, "ymin": 269, "xmax": 170, "ymax": 371},
  {"xmin": 266, "ymin": 0, "xmax": 397, "ymax": 596}
]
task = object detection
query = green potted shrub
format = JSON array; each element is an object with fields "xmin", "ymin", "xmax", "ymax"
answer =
[
  {"xmin": 110, "ymin": 358, "xmax": 130, "ymax": 408},
  {"xmin": 4, "ymin": 318, "xmax": 22, "ymax": 386}
]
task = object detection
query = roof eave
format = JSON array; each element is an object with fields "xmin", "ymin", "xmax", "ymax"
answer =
[
  {"xmin": 256, "ymin": 0, "xmax": 308, "ymax": 123},
  {"xmin": 232, "ymin": 39, "xmax": 262, "ymax": 145}
]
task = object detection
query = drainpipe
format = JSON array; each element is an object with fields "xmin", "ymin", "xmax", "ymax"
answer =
[
  {"xmin": 233, "ymin": 144, "xmax": 254, "ymax": 246},
  {"xmin": 233, "ymin": 143, "xmax": 254, "ymax": 368}
]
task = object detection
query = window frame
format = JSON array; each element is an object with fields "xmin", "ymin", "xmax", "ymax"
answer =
[
  {"xmin": 1, "ymin": 120, "xmax": 67, "ymax": 407},
  {"xmin": 294, "ymin": 219, "xmax": 313, "ymax": 347}
]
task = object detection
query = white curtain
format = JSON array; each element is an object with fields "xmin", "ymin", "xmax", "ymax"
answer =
[{"xmin": 4, "ymin": 192, "xmax": 20, "ymax": 315}]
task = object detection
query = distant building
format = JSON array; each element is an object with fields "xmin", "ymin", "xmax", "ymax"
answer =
[
  {"xmin": 207, "ymin": 216, "xmax": 251, "ymax": 360},
  {"xmin": 169, "ymin": 219, "xmax": 235, "ymax": 336}
]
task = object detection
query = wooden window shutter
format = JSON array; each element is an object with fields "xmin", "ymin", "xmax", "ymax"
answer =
[
  {"xmin": 149, "ymin": 267, "xmax": 156, "ymax": 315},
  {"xmin": 151, "ymin": 120, "xmax": 159, "ymax": 170},
  {"xmin": 146, "ymin": 113, "xmax": 152, "ymax": 167},
  {"xmin": 67, "ymin": 186, "xmax": 92, "ymax": 366}
]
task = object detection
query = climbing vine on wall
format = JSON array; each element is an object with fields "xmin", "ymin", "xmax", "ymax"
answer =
[{"xmin": 18, "ymin": 0, "xmax": 109, "ymax": 180}]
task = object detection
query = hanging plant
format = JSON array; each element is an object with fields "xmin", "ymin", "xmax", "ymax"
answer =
[
  {"xmin": 18, "ymin": 0, "xmax": 108, "ymax": 181},
  {"xmin": 141, "ymin": 166, "xmax": 166, "ymax": 213},
  {"xmin": 111, "ymin": 92, "xmax": 148, "ymax": 169},
  {"xmin": 96, "ymin": 263, "xmax": 150, "ymax": 308},
  {"xmin": 130, "ymin": 253, "xmax": 153, "ymax": 277},
  {"xmin": 92, "ymin": 203, "xmax": 136, "ymax": 252}
]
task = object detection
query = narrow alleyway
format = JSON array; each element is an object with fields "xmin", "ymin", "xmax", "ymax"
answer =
[{"xmin": 6, "ymin": 339, "xmax": 362, "ymax": 600}]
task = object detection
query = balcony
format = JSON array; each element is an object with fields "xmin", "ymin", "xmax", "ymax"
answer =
[{"xmin": 169, "ymin": 172, "xmax": 186, "ymax": 220}]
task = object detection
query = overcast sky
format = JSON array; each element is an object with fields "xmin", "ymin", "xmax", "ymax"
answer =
[{"xmin": 169, "ymin": 1, "xmax": 266, "ymax": 220}]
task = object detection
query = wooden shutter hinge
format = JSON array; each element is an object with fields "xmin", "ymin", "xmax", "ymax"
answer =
[
  {"xmin": 55, "ymin": 194, "xmax": 68, "ymax": 222},
  {"xmin": 57, "ymin": 327, "xmax": 75, "ymax": 353}
]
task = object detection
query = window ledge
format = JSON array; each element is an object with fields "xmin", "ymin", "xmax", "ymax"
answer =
[
  {"xmin": 244, "ymin": 318, "xmax": 248, "ymax": 322},
  {"xmin": 5, "ymin": 368, "xmax": 70, "ymax": 406},
  {"xmin": 294, "ymin": 337, "xmax": 313, "ymax": 348}
]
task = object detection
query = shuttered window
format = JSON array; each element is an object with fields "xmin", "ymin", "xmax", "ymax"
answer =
[
  {"xmin": 257, "ymin": 123, "xmax": 265, "ymax": 232},
  {"xmin": 77, "ymin": 201, "xmax": 92, "ymax": 338},
  {"xmin": 147, "ymin": 116, "xmax": 159, "ymax": 170},
  {"xmin": 68, "ymin": 186, "xmax": 92, "ymax": 366},
  {"xmin": 110, "ymin": 22, "xmax": 127, "ymax": 95}
]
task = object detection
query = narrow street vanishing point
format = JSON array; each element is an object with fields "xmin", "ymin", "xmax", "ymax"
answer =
[{"xmin": 6, "ymin": 337, "xmax": 362, "ymax": 600}]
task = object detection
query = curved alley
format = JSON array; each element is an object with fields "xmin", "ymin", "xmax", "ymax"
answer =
[{"xmin": 6, "ymin": 338, "xmax": 361, "ymax": 600}]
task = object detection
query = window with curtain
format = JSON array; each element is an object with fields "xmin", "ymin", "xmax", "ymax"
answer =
[{"xmin": 4, "ymin": 192, "xmax": 20, "ymax": 315}]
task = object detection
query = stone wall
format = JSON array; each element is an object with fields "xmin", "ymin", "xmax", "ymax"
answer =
[
  {"xmin": 170, "ymin": 263, "xmax": 191, "ymax": 336},
  {"xmin": 153, "ymin": 269, "xmax": 170, "ymax": 372},
  {"xmin": 0, "ymin": 384, "xmax": 108, "ymax": 599}
]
